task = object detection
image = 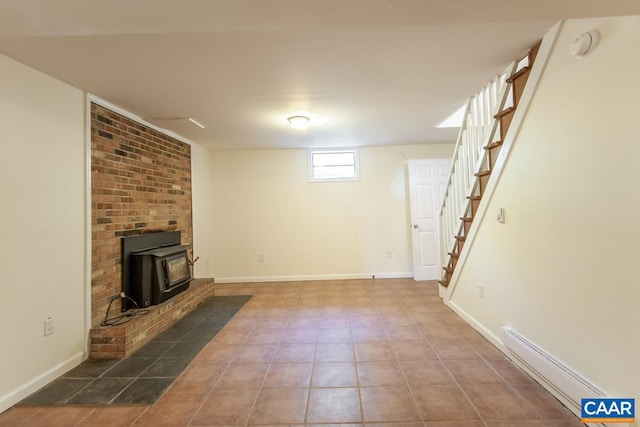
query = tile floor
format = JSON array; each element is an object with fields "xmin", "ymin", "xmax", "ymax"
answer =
[
  {"xmin": 17, "ymin": 296, "xmax": 252, "ymax": 406},
  {"xmin": 0, "ymin": 279, "xmax": 585, "ymax": 427}
]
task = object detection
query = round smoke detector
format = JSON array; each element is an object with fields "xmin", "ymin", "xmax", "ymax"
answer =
[{"xmin": 569, "ymin": 30, "xmax": 600, "ymax": 57}]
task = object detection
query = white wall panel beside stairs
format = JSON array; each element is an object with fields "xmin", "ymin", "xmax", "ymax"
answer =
[{"xmin": 442, "ymin": 14, "xmax": 640, "ymax": 418}]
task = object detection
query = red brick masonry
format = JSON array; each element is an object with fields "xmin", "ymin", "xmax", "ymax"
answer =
[
  {"xmin": 90, "ymin": 102, "xmax": 200, "ymax": 358},
  {"xmin": 90, "ymin": 278, "xmax": 215, "ymax": 358},
  {"xmin": 90, "ymin": 102, "xmax": 193, "ymax": 329}
]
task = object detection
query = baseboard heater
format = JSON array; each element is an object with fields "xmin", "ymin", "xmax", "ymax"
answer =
[{"xmin": 501, "ymin": 326, "xmax": 605, "ymax": 414}]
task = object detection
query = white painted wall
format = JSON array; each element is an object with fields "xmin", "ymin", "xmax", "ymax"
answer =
[
  {"xmin": 448, "ymin": 16, "xmax": 640, "ymax": 404},
  {"xmin": 209, "ymin": 144, "xmax": 454, "ymax": 282},
  {"xmin": 0, "ymin": 53, "xmax": 86, "ymax": 411},
  {"xmin": 191, "ymin": 142, "xmax": 217, "ymax": 278}
]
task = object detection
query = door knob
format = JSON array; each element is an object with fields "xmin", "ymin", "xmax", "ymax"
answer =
[{"xmin": 413, "ymin": 224, "xmax": 419, "ymax": 229}]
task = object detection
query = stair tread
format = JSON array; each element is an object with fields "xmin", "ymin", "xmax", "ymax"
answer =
[
  {"xmin": 467, "ymin": 196, "xmax": 481, "ymax": 201},
  {"xmin": 506, "ymin": 66, "xmax": 531, "ymax": 83},
  {"xmin": 448, "ymin": 252, "xmax": 459, "ymax": 258},
  {"xmin": 443, "ymin": 266, "xmax": 453, "ymax": 273},
  {"xmin": 438, "ymin": 280, "xmax": 449, "ymax": 287},
  {"xmin": 484, "ymin": 141, "xmax": 503, "ymax": 150},
  {"xmin": 475, "ymin": 170, "xmax": 491, "ymax": 177},
  {"xmin": 460, "ymin": 216, "xmax": 473, "ymax": 222},
  {"xmin": 455, "ymin": 235, "xmax": 466, "ymax": 241},
  {"xmin": 494, "ymin": 106, "xmax": 515, "ymax": 119}
]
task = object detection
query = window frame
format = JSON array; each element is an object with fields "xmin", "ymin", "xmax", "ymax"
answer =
[{"xmin": 308, "ymin": 148, "xmax": 360, "ymax": 182}]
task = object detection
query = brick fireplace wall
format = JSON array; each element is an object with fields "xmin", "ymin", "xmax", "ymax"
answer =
[{"xmin": 90, "ymin": 102, "xmax": 211, "ymax": 357}]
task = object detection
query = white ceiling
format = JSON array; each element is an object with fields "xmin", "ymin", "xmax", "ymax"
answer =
[{"xmin": 0, "ymin": 1, "xmax": 638, "ymax": 150}]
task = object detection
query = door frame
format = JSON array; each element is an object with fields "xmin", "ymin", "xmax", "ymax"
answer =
[{"xmin": 407, "ymin": 158, "xmax": 451, "ymax": 281}]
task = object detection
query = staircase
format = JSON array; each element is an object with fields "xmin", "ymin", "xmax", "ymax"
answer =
[{"xmin": 438, "ymin": 42, "xmax": 540, "ymax": 288}]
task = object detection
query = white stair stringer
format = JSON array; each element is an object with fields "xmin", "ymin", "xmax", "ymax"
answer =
[{"xmin": 440, "ymin": 21, "xmax": 562, "ymax": 302}]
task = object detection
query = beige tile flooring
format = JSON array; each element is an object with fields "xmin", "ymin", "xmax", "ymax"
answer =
[{"xmin": 0, "ymin": 279, "xmax": 585, "ymax": 427}]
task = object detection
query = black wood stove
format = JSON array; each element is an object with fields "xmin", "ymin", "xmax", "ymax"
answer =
[{"xmin": 121, "ymin": 231, "xmax": 191, "ymax": 310}]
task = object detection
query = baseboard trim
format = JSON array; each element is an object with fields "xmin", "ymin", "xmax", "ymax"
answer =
[
  {"xmin": 445, "ymin": 299, "xmax": 604, "ymax": 422},
  {"xmin": 501, "ymin": 325, "xmax": 606, "ymax": 416},
  {"xmin": 446, "ymin": 300, "xmax": 505, "ymax": 350},
  {"xmin": 214, "ymin": 272, "xmax": 413, "ymax": 284},
  {"xmin": 0, "ymin": 352, "xmax": 85, "ymax": 414}
]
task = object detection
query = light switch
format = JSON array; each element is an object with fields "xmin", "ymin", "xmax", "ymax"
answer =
[{"xmin": 497, "ymin": 208, "xmax": 505, "ymax": 224}]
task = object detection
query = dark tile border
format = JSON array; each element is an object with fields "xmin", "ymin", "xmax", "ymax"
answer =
[{"xmin": 18, "ymin": 295, "xmax": 251, "ymax": 406}]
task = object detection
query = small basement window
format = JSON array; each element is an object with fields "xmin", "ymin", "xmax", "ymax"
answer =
[{"xmin": 308, "ymin": 148, "xmax": 359, "ymax": 182}]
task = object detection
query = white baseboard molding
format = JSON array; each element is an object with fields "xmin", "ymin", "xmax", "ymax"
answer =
[
  {"xmin": 214, "ymin": 272, "xmax": 413, "ymax": 284},
  {"xmin": 0, "ymin": 351, "xmax": 85, "ymax": 414},
  {"xmin": 501, "ymin": 325, "xmax": 609, "ymax": 422},
  {"xmin": 445, "ymin": 300, "xmax": 592, "ymax": 422},
  {"xmin": 445, "ymin": 300, "xmax": 505, "ymax": 349}
]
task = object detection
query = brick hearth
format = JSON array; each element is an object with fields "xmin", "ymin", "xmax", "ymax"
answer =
[
  {"xmin": 90, "ymin": 101, "xmax": 199, "ymax": 358},
  {"xmin": 90, "ymin": 279, "xmax": 215, "ymax": 358}
]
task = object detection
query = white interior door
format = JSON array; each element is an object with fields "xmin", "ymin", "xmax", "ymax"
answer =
[{"xmin": 408, "ymin": 159, "xmax": 451, "ymax": 281}]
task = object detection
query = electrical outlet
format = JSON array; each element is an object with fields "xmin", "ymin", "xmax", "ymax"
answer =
[
  {"xmin": 478, "ymin": 285, "xmax": 484, "ymax": 298},
  {"xmin": 386, "ymin": 249, "xmax": 393, "ymax": 259},
  {"xmin": 44, "ymin": 317, "xmax": 55, "ymax": 336},
  {"xmin": 258, "ymin": 254, "xmax": 264, "ymax": 263}
]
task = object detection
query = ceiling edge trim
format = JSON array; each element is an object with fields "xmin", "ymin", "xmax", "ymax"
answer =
[{"xmin": 87, "ymin": 93, "xmax": 194, "ymax": 146}]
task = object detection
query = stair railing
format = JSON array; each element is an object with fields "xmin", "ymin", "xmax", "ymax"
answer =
[{"xmin": 438, "ymin": 60, "xmax": 520, "ymax": 274}]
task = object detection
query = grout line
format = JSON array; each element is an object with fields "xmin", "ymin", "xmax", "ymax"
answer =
[
  {"xmin": 350, "ymin": 322, "xmax": 366, "ymax": 425},
  {"xmin": 302, "ymin": 299, "xmax": 318, "ymax": 425},
  {"xmin": 182, "ymin": 299, "xmax": 256, "ymax": 427},
  {"xmin": 4, "ymin": 281, "xmax": 579, "ymax": 427},
  {"xmin": 72, "ymin": 407, "xmax": 97, "ymax": 427},
  {"xmin": 240, "ymin": 295, "xmax": 295, "ymax": 427},
  {"xmin": 380, "ymin": 306, "xmax": 426, "ymax": 425},
  {"xmin": 420, "ymin": 314, "xmax": 489, "ymax": 425},
  {"xmin": 130, "ymin": 406, "xmax": 152, "ymax": 426}
]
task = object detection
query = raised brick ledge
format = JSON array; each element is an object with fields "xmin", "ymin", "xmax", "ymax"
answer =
[{"xmin": 89, "ymin": 278, "xmax": 215, "ymax": 359}]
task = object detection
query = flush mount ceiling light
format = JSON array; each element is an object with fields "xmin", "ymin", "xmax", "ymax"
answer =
[
  {"xmin": 284, "ymin": 110, "xmax": 327, "ymax": 130},
  {"xmin": 288, "ymin": 115, "xmax": 311, "ymax": 130}
]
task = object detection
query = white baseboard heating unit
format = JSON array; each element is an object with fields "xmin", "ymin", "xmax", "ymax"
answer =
[{"xmin": 501, "ymin": 326, "xmax": 607, "ymax": 417}]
